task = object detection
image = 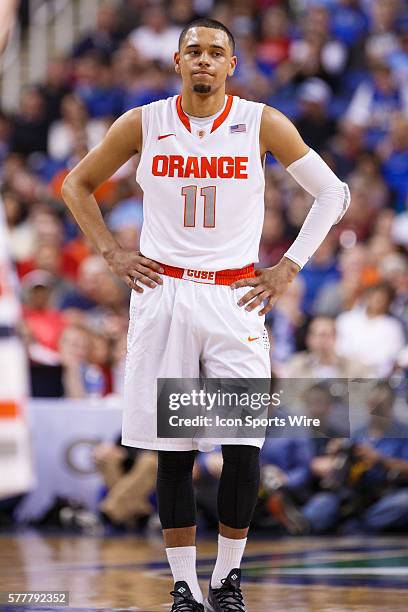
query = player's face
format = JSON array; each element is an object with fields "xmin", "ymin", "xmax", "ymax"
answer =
[{"xmin": 174, "ymin": 27, "xmax": 237, "ymax": 95}]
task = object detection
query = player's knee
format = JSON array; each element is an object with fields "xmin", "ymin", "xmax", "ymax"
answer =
[
  {"xmin": 221, "ymin": 445, "xmax": 260, "ymax": 480},
  {"xmin": 218, "ymin": 445, "xmax": 261, "ymax": 529},
  {"xmin": 157, "ymin": 450, "xmax": 197, "ymax": 529},
  {"xmin": 157, "ymin": 450, "xmax": 196, "ymax": 482}
]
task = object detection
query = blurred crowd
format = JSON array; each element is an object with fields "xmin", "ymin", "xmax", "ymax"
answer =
[
  {"xmin": 20, "ymin": 380, "xmax": 407, "ymax": 535},
  {"xmin": 1, "ymin": 0, "xmax": 407, "ymax": 396}
]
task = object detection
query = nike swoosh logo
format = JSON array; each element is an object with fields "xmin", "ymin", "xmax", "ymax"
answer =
[
  {"xmin": 158, "ymin": 133, "xmax": 176, "ymax": 140},
  {"xmin": 248, "ymin": 336, "xmax": 260, "ymax": 342}
]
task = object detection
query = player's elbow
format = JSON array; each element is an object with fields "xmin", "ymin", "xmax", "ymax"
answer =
[
  {"xmin": 61, "ymin": 173, "xmax": 76, "ymax": 208},
  {"xmin": 317, "ymin": 180, "xmax": 351, "ymax": 225},
  {"xmin": 61, "ymin": 170, "xmax": 92, "ymax": 204},
  {"xmin": 333, "ymin": 180, "xmax": 351, "ymax": 224}
]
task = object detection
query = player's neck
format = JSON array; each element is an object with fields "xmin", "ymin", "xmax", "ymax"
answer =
[{"xmin": 180, "ymin": 88, "xmax": 227, "ymax": 118}]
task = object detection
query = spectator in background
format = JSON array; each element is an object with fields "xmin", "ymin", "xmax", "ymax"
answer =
[
  {"xmin": 94, "ymin": 439, "xmax": 157, "ymax": 530},
  {"xmin": 336, "ymin": 282, "xmax": 406, "ymax": 376},
  {"xmin": 295, "ymin": 78, "xmax": 336, "ymax": 152},
  {"xmin": 256, "ymin": 6, "xmax": 291, "ymax": 77},
  {"xmin": 73, "ymin": 2, "xmax": 123, "ymax": 59},
  {"xmin": 365, "ymin": 0, "xmax": 400, "ymax": 64},
  {"xmin": 10, "ymin": 86, "xmax": 49, "ymax": 156},
  {"xmin": 267, "ymin": 276, "xmax": 306, "ymax": 370},
  {"xmin": 315, "ymin": 244, "xmax": 369, "ymax": 317},
  {"xmin": 31, "ymin": 243, "xmax": 74, "ymax": 308},
  {"xmin": 287, "ymin": 315, "xmax": 371, "ymax": 378},
  {"xmin": 377, "ymin": 112, "xmax": 408, "ymax": 212},
  {"xmin": 21, "ymin": 270, "xmax": 67, "ymax": 396},
  {"xmin": 349, "ymin": 381, "xmax": 408, "ymax": 533},
  {"xmin": 388, "ymin": 24, "xmax": 408, "ymax": 86},
  {"xmin": 169, "ymin": 0, "xmax": 196, "ymax": 28},
  {"xmin": 261, "ymin": 438, "xmax": 313, "ymax": 500},
  {"xmin": 122, "ymin": 62, "xmax": 175, "ymax": 111},
  {"xmin": 347, "ymin": 152, "xmax": 389, "ymax": 210},
  {"xmin": 47, "ymin": 94, "xmax": 107, "ymax": 161},
  {"xmin": 339, "ymin": 176, "xmax": 377, "ymax": 240},
  {"xmin": 258, "ymin": 208, "xmax": 292, "ymax": 267},
  {"xmin": 3, "ymin": 188, "xmax": 34, "ymax": 262},
  {"xmin": 344, "ymin": 61, "xmax": 408, "ymax": 149},
  {"xmin": 16, "ymin": 207, "xmax": 64, "ymax": 278},
  {"xmin": 111, "ymin": 333, "xmax": 127, "ymax": 395},
  {"xmin": 283, "ymin": 4, "xmax": 348, "ymax": 93},
  {"xmin": 329, "ymin": 122, "xmax": 366, "ymax": 179},
  {"xmin": 74, "ymin": 52, "xmax": 124, "ymax": 119},
  {"xmin": 58, "ymin": 323, "xmax": 108, "ymax": 398},
  {"xmin": 303, "ymin": 382, "xmax": 408, "ymax": 534},
  {"xmin": 378, "ymin": 253, "xmax": 408, "ymax": 335},
  {"xmin": 107, "ymin": 196, "xmax": 142, "ymax": 251},
  {"xmin": 61, "ymin": 254, "xmax": 110, "ymax": 312},
  {"xmin": 0, "ymin": 111, "xmax": 12, "ymax": 169},
  {"xmin": 258, "ymin": 437, "xmax": 312, "ymax": 533},
  {"xmin": 300, "ymin": 234, "xmax": 340, "ymax": 316},
  {"xmin": 38, "ymin": 57, "xmax": 72, "ymax": 124},
  {"xmin": 117, "ymin": 0, "xmax": 145, "ymax": 36},
  {"xmin": 298, "ymin": 383, "xmax": 351, "ymax": 534},
  {"xmin": 128, "ymin": 4, "xmax": 181, "ymax": 66},
  {"xmin": 231, "ymin": 30, "xmax": 271, "ymax": 101},
  {"xmin": 330, "ymin": 0, "xmax": 368, "ymax": 49}
]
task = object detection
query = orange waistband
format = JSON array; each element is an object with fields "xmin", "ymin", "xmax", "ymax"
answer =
[{"xmin": 161, "ymin": 263, "xmax": 255, "ymax": 285}]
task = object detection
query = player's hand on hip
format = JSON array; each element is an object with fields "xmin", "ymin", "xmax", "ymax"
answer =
[
  {"xmin": 104, "ymin": 247, "xmax": 164, "ymax": 293},
  {"xmin": 231, "ymin": 256, "xmax": 300, "ymax": 316}
]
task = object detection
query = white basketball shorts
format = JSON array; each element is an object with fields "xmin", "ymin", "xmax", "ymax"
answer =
[{"xmin": 121, "ymin": 267, "xmax": 271, "ymax": 452}]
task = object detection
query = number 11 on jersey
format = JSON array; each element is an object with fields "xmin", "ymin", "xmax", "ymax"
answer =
[{"xmin": 182, "ymin": 185, "xmax": 216, "ymax": 228}]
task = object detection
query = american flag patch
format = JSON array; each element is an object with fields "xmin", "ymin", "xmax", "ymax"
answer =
[{"xmin": 229, "ymin": 123, "xmax": 246, "ymax": 133}]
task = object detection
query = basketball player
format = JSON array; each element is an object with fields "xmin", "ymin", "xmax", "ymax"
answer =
[{"xmin": 62, "ymin": 18, "xmax": 350, "ymax": 612}]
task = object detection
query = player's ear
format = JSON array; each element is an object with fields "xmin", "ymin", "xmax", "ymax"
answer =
[
  {"xmin": 227, "ymin": 55, "xmax": 237, "ymax": 78},
  {"xmin": 174, "ymin": 51, "xmax": 181, "ymax": 75}
]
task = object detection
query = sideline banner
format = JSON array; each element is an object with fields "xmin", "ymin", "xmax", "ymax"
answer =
[
  {"xmin": 16, "ymin": 398, "xmax": 123, "ymax": 522},
  {"xmin": 0, "ymin": 196, "xmax": 35, "ymax": 500}
]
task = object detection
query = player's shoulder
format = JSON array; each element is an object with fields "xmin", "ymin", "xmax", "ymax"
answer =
[
  {"xmin": 141, "ymin": 95, "xmax": 177, "ymax": 113},
  {"xmin": 233, "ymin": 95, "xmax": 264, "ymax": 112},
  {"xmin": 260, "ymin": 104, "xmax": 290, "ymax": 126}
]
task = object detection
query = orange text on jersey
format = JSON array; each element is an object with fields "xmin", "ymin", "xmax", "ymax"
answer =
[{"xmin": 152, "ymin": 155, "xmax": 249, "ymax": 179}]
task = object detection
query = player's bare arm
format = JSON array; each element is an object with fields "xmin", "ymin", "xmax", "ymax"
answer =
[
  {"xmin": 232, "ymin": 105, "xmax": 351, "ymax": 316},
  {"xmin": 0, "ymin": 0, "xmax": 18, "ymax": 55},
  {"xmin": 61, "ymin": 108, "xmax": 163, "ymax": 293}
]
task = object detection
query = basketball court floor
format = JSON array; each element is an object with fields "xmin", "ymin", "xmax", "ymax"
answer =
[{"xmin": 0, "ymin": 532, "xmax": 407, "ymax": 611}]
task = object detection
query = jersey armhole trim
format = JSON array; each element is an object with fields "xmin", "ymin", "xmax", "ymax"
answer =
[
  {"xmin": 256, "ymin": 103, "xmax": 266, "ymax": 183},
  {"xmin": 140, "ymin": 104, "xmax": 151, "ymax": 154}
]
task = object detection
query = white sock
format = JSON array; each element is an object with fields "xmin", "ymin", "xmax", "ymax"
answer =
[
  {"xmin": 211, "ymin": 535, "xmax": 247, "ymax": 588},
  {"xmin": 166, "ymin": 546, "xmax": 203, "ymax": 604}
]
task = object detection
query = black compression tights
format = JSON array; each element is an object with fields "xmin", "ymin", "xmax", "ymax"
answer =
[
  {"xmin": 157, "ymin": 445, "xmax": 260, "ymax": 530},
  {"xmin": 157, "ymin": 450, "xmax": 197, "ymax": 529},
  {"xmin": 218, "ymin": 445, "xmax": 260, "ymax": 529}
]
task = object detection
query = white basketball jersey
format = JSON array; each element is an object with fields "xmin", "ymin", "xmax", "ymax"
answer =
[{"xmin": 136, "ymin": 95, "xmax": 265, "ymax": 270}]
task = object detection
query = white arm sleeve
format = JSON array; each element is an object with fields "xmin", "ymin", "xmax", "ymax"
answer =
[{"xmin": 284, "ymin": 149, "xmax": 350, "ymax": 269}]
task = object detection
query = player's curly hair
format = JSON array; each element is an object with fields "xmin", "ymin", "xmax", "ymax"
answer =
[{"xmin": 178, "ymin": 18, "xmax": 235, "ymax": 53}]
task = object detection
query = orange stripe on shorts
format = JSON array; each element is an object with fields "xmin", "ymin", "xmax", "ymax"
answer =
[{"xmin": 0, "ymin": 401, "xmax": 20, "ymax": 419}]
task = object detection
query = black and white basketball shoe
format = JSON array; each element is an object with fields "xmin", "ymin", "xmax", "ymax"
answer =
[
  {"xmin": 204, "ymin": 569, "xmax": 247, "ymax": 611},
  {"xmin": 171, "ymin": 581, "xmax": 205, "ymax": 611}
]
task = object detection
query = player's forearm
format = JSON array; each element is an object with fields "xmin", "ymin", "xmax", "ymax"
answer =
[
  {"xmin": 0, "ymin": 0, "xmax": 17, "ymax": 55},
  {"xmin": 61, "ymin": 177, "xmax": 120, "ymax": 258},
  {"xmin": 284, "ymin": 149, "xmax": 351, "ymax": 269}
]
